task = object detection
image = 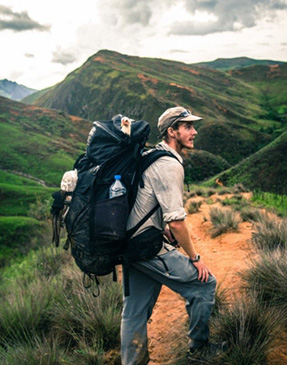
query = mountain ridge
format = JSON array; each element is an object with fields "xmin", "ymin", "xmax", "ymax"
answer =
[
  {"xmin": 0, "ymin": 79, "xmax": 37, "ymax": 101},
  {"xmin": 193, "ymin": 56, "xmax": 286, "ymax": 71},
  {"xmin": 23, "ymin": 50, "xmax": 281, "ymax": 149}
]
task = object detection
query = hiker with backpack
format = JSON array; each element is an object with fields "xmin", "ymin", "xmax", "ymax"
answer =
[
  {"xmin": 51, "ymin": 108, "xmax": 227, "ymax": 364},
  {"xmin": 121, "ymin": 106, "xmax": 219, "ymax": 364}
]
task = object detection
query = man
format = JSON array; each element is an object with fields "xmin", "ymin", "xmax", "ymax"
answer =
[{"xmin": 121, "ymin": 106, "xmax": 217, "ymax": 364}]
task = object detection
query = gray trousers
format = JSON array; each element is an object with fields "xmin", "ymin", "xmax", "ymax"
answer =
[{"xmin": 121, "ymin": 249, "xmax": 216, "ymax": 365}]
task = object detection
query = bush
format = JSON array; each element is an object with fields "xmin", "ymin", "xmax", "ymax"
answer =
[
  {"xmin": 208, "ymin": 294, "xmax": 284, "ymax": 365},
  {"xmin": 28, "ymin": 197, "xmax": 52, "ymax": 220},
  {"xmin": 251, "ymin": 213, "xmax": 287, "ymax": 251},
  {"xmin": 233, "ymin": 183, "xmax": 248, "ymax": 194},
  {"xmin": 209, "ymin": 207, "xmax": 241, "ymax": 238},
  {"xmin": 212, "ymin": 282, "xmax": 229, "ymax": 317},
  {"xmin": 0, "ymin": 336, "xmax": 73, "ymax": 365},
  {"xmin": 52, "ymin": 267, "xmax": 122, "ymax": 351},
  {"xmin": 187, "ymin": 199, "xmax": 202, "ymax": 214},
  {"xmin": 218, "ymin": 188, "xmax": 232, "ymax": 195},
  {"xmin": 0, "ymin": 248, "xmax": 123, "ymax": 364},
  {"xmin": 240, "ymin": 207, "xmax": 263, "ymax": 222},
  {"xmin": 240, "ymin": 249, "xmax": 287, "ymax": 325},
  {"xmin": 207, "ymin": 188, "xmax": 216, "ymax": 197}
]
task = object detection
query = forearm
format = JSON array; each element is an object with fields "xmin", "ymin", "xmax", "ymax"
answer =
[{"xmin": 168, "ymin": 220, "xmax": 198, "ymax": 260}]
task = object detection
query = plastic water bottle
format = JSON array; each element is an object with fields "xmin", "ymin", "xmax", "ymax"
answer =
[{"xmin": 109, "ymin": 175, "xmax": 126, "ymax": 198}]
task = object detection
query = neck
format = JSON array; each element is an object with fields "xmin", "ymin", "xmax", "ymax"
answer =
[{"xmin": 163, "ymin": 139, "xmax": 182, "ymax": 154}]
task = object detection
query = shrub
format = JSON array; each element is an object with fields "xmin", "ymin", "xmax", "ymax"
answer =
[
  {"xmin": 51, "ymin": 266, "xmax": 122, "ymax": 351},
  {"xmin": 251, "ymin": 213, "xmax": 287, "ymax": 251},
  {"xmin": 207, "ymin": 188, "xmax": 216, "ymax": 197},
  {"xmin": 212, "ymin": 282, "xmax": 229, "ymax": 317},
  {"xmin": 233, "ymin": 183, "xmax": 248, "ymax": 194},
  {"xmin": 240, "ymin": 249, "xmax": 287, "ymax": 325},
  {"xmin": 187, "ymin": 199, "xmax": 202, "ymax": 214},
  {"xmin": 0, "ymin": 277, "xmax": 59, "ymax": 345},
  {"xmin": 240, "ymin": 207, "xmax": 263, "ymax": 222},
  {"xmin": 208, "ymin": 294, "xmax": 284, "ymax": 365},
  {"xmin": 218, "ymin": 188, "xmax": 232, "ymax": 195},
  {"xmin": 28, "ymin": 197, "xmax": 52, "ymax": 220},
  {"xmin": 0, "ymin": 249, "xmax": 123, "ymax": 364},
  {"xmin": 220, "ymin": 195, "xmax": 249, "ymax": 211},
  {"xmin": 209, "ymin": 207, "xmax": 241, "ymax": 238},
  {"xmin": 0, "ymin": 336, "xmax": 73, "ymax": 365}
]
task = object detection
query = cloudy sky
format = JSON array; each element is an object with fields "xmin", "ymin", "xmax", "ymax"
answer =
[{"xmin": 1, "ymin": 0, "xmax": 287, "ymax": 90}]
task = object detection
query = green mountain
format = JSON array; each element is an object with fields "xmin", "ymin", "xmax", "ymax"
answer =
[
  {"xmin": 194, "ymin": 57, "xmax": 286, "ymax": 71},
  {"xmin": 0, "ymin": 96, "xmax": 91, "ymax": 186},
  {"xmin": 0, "ymin": 79, "xmax": 37, "ymax": 101},
  {"xmin": 206, "ymin": 131, "xmax": 287, "ymax": 194},
  {"xmin": 25, "ymin": 50, "xmax": 282, "ymax": 165}
]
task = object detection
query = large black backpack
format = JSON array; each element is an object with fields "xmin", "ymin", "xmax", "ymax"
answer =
[{"xmin": 51, "ymin": 115, "xmax": 177, "ymax": 296}]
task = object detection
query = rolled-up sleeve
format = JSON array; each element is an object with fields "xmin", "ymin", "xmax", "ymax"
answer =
[{"xmin": 146, "ymin": 156, "xmax": 187, "ymax": 223}]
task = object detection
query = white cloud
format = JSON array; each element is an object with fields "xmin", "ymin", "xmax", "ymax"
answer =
[{"xmin": 0, "ymin": 0, "xmax": 286, "ymax": 90}]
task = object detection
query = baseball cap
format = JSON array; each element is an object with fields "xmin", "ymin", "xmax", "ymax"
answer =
[{"xmin": 158, "ymin": 106, "xmax": 202, "ymax": 137}]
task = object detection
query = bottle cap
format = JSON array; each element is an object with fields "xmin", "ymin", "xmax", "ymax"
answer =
[{"xmin": 114, "ymin": 175, "xmax": 121, "ymax": 180}]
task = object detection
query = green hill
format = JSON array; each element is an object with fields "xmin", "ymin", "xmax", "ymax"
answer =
[
  {"xmin": 230, "ymin": 64, "xmax": 287, "ymax": 130},
  {"xmin": 194, "ymin": 121, "xmax": 272, "ymax": 165},
  {"xmin": 0, "ymin": 96, "xmax": 92, "ymax": 263},
  {"xmin": 0, "ymin": 96, "xmax": 91, "ymax": 186},
  {"xmin": 27, "ymin": 50, "xmax": 278, "ymax": 159},
  {"xmin": 194, "ymin": 57, "xmax": 286, "ymax": 71},
  {"xmin": 206, "ymin": 131, "xmax": 287, "ymax": 194}
]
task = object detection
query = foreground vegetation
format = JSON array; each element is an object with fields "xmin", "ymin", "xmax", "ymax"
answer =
[
  {"xmin": 179, "ymin": 186, "xmax": 287, "ymax": 364},
  {"xmin": 0, "ymin": 246, "xmax": 122, "ymax": 365},
  {"xmin": 1, "ymin": 184, "xmax": 287, "ymax": 364}
]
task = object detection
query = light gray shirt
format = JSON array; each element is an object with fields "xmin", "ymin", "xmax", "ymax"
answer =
[{"xmin": 127, "ymin": 141, "xmax": 187, "ymax": 253}]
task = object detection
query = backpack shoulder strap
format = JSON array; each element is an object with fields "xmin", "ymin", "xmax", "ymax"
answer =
[
  {"xmin": 141, "ymin": 149, "xmax": 180, "ymax": 172},
  {"xmin": 127, "ymin": 149, "xmax": 180, "ymax": 238}
]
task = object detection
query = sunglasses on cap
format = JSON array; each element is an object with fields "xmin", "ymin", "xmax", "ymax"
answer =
[{"xmin": 169, "ymin": 109, "xmax": 191, "ymax": 126}]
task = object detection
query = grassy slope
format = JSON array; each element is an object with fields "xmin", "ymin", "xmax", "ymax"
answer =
[
  {"xmin": 230, "ymin": 64, "xmax": 287, "ymax": 130},
  {"xmin": 0, "ymin": 96, "xmax": 91, "ymax": 186},
  {"xmin": 0, "ymin": 96, "xmax": 91, "ymax": 261},
  {"xmin": 204, "ymin": 131, "xmax": 287, "ymax": 194}
]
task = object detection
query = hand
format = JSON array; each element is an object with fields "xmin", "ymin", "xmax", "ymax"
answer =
[{"xmin": 192, "ymin": 260, "xmax": 213, "ymax": 282}]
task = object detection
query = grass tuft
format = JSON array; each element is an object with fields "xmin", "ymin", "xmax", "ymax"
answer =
[
  {"xmin": 251, "ymin": 212, "xmax": 287, "ymax": 251},
  {"xmin": 240, "ymin": 249, "xmax": 287, "ymax": 324},
  {"xmin": 187, "ymin": 199, "xmax": 202, "ymax": 214},
  {"xmin": 209, "ymin": 207, "xmax": 241, "ymax": 238},
  {"xmin": 208, "ymin": 294, "xmax": 284, "ymax": 365}
]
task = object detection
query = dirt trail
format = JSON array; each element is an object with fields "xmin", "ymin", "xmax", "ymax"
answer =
[{"xmin": 146, "ymin": 193, "xmax": 286, "ymax": 364}]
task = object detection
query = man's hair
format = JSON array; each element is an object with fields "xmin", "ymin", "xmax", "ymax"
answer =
[{"xmin": 162, "ymin": 121, "xmax": 182, "ymax": 142}]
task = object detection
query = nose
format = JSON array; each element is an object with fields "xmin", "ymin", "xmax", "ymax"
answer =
[{"xmin": 192, "ymin": 126, "xmax": 197, "ymax": 135}]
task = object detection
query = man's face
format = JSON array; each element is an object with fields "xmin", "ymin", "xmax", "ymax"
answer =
[{"xmin": 173, "ymin": 122, "xmax": 198, "ymax": 150}]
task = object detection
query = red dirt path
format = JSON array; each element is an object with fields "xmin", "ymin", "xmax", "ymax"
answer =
[{"xmin": 146, "ymin": 193, "xmax": 287, "ymax": 364}]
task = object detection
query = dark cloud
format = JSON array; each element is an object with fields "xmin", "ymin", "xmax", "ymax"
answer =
[
  {"xmin": 169, "ymin": 0, "xmax": 287, "ymax": 35},
  {"xmin": 52, "ymin": 49, "xmax": 77, "ymax": 65},
  {"xmin": 0, "ymin": 5, "xmax": 50, "ymax": 32}
]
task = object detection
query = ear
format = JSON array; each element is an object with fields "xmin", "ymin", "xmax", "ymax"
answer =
[{"xmin": 167, "ymin": 127, "xmax": 176, "ymax": 138}]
